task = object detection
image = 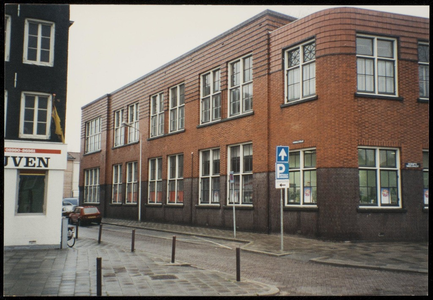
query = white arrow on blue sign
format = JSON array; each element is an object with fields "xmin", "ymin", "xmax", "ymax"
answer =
[{"xmin": 275, "ymin": 146, "xmax": 290, "ymax": 189}]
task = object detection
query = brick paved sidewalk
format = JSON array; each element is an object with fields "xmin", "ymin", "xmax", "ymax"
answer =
[{"xmin": 3, "ymin": 232, "xmax": 279, "ymax": 297}]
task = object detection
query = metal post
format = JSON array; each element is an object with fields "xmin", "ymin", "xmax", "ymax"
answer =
[
  {"xmin": 96, "ymin": 257, "xmax": 102, "ymax": 296},
  {"xmin": 131, "ymin": 230, "xmax": 135, "ymax": 252},
  {"xmin": 231, "ymin": 177, "xmax": 236, "ymax": 238},
  {"xmin": 98, "ymin": 224, "xmax": 102, "ymax": 244},
  {"xmin": 171, "ymin": 236, "xmax": 176, "ymax": 263},
  {"xmin": 280, "ymin": 189, "xmax": 284, "ymax": 251},
  {"xmin": 75, "ymin": 223, "xmax": 79, "ymax": 240},
  {"xmin": 236, "ymin": 247, "xmax": 241, "ymax": 281},
  {"xmin": 138, "ymin": 137, "xmax": 142, "ymax": 221}
]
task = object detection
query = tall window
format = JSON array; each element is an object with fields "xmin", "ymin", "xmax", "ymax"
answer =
[
  {"xmin": 17, "ymin": 170, "xmax": 46, "ymax": 213},
  {"xmin": 201, "ymin": 69, "xmax": 221, "ymax": 124},
  {"xmin": 85, "ymin": 117, "xmax": 101, "ymax": 154},
  {"xmin": 23, "ymin": 19, "xmax": 55, "ymax": 66},
  {"xmin": 168, "ymin": 154, "xmax": 184, "ymax": 204},
  {"xmin": 228, "ymin": 143, "xmax": 253, "ymax": 205},
  {"xmin": 112, "ymin": 164, "xmax": 122, "ymax": 204},
  {"xmin": 169, "ymin": 84, "xmax": 185, "ymax": 132},
  {"xmin": 356, "ymin": 35, "xmax": 397, "ymax": 96},
  {"xmin": 200, "ymin": 149, "xmax": 220, "ymax": 205},
  {"xmin": 285, "ymin": 40, "xmax": 316, "ymax": 102},
  {"xmin": 148, "ymin": 158, "xmax": 162, "ymax": 204},
  {"xmin": 20, "ymin": 92, "xmax": 52, "ymax": 139},
  {"xmin": 128, "ymin": 103, "xmax": 139, "ymax": 143},
  {"xmin": 418, "ymin": 43, "xmax": 429, "ymax": 100},
  {"xmin": 150, "ymin": 93, "xmax": 164, "ymax": 137},
  {"xmin": 358, "ymin": 148, "xmax": 401, "ymax": 207},
  {"xmin": 285, "ymin": 149, "xmax": 317, "ymax": 205},
  {"xmin": 114, "ymin": 109, "xmax": 125, "ymax": 147},
  {"xmin": 229, "ymin": 55, "xmax": 253, "ymax": 116},
  {"xmin": 5, "ymin": 15, "xmax": 11, "ymax": 61},
  {"xmin": 423, "ymin": 151, "xmax": 429, "ymax": 206},
  {"xmin": 125, "ymin": 162, "xmax": 138, "ymax": 204},
  {"xmin": 84, "ymin": 168, "xmax": 100, "ymax": 203}
]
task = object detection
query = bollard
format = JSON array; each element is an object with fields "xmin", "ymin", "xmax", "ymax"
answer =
[
  {"xmin": 98, "ymin": 224, "xmax": 103, "ymax": 244},
  {"xmin": 131, "ymin": 230, "xmax": 135, "ymax": 252},
  {"xmin": 97, "ymin": 257, "xmax": 102, "ymax": 296},
  {"xmin": 236, "ymin": 247, "xmax": 240, "ymax": 282},
  {"xmin": 75, "ymin": 223, "xmax": 79, "ymax": 240},
  {"xmin": 171, "ymin": 236, "xmax": 176, "ymax": 263}
]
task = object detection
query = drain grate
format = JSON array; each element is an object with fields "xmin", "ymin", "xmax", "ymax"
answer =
[{"xmin": 150, "ymin": 274, "xmax": 178, "ymax": 280}]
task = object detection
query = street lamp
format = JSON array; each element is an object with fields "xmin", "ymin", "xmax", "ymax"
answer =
[{"xmin": 122, "ymin": 122, "xmax": 142, "ymax": 222}]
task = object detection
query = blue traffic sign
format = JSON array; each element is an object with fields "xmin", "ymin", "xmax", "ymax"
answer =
[{"xmin": 275, "ymin": 146, "xmax": 290, "ymax": 189}]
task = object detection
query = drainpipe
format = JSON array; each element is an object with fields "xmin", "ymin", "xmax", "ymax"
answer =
[{"xmin": 190, "ymin": 152, "xmax": 194, "ymax": 224}]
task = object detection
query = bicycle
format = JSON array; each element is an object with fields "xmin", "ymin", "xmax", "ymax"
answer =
[{"xmin": 67, "ymin": 225, "xmax": 76, "ymax": 248}]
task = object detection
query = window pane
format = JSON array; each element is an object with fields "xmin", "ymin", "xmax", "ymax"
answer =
[
  {"xmin": 242, "ymin": 174, "xmax": 253, "ymax": 204},
  {"xmin": 423, "ymin": 152, "xmax": 429, "ymax": 169},
  {"xmin": 288, "ymin": 171, "xmax": 300, "ymax": 204},
  {"xmin": 380, "ymin": 150, "xmax": 396, "ymax": 167},
  {"xmin": 212, "ymin": 150, "xmax": 220, "ymax": 175},
  {"xmin": 356, "ymin": 37, "xmax": 373, "ymax": 55},
  {"xmin": 304, "ymin": 150, "xmax": 316, "ymax": 168},
  {"xmin": 213, "ymin": 70, "xmax": 220, "ymax": 92},
  {"xmin": 201, "ymin": 178, "xmax": 210, "ymax": 203},
  {"xmin": 202, "ymin": 74, "xmax": 210, "ymax": 96},
  {"xmin": 287, "ymin": 48, "xmax": 300, "ymax": 67},
  {"xmin": 243, "ymin": 56, "xmax": 253, "ymax": 82},
  {"xmin": 18, "ymin": 172, "xmax": 45, "ymax": 213},
  {"xmin": 289, "ymin": 152, "xmax": 300, "ymax": 169},
  {"xmin": 231, "ymin": 146, "xmax": 240, "ymax": 173},
  {"xmin": 418, "ymin": 44, "xmax": 429, "ymax": 63},
  {"xmin": 202, "ymin": 151, "xmax": 210, "ymax": 176},
  {"xmin": 211, "ymin": 177, "xmax": 220, "ymax": 203},
  {"xmin": 377, "ymin": 40, "xmax": 393, "ymax": 58},
  {"xmin": 243, "ymin": 144, "xmax": 253, "ymax": 173},
  {"xmin": 303, "ymin": 42, "xmax": 316, "ymax": 62},
  {"xmin": 231, "ymin": 61, "xmax": 240, "ymax": 86}
]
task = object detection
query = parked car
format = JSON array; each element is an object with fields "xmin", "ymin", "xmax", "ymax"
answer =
[
  {"xmin": 62, "ymin": 198, "xmax": 79, "ymax": 216},
  {"xmin": 68, "ymin": 206, "xmax": 101, "ymax": 225}
]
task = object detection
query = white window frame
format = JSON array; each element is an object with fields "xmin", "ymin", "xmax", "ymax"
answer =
[
  {"xmin": 84, "ymin": 168, "xmax": 100, "ymax": 204},
  {"xmin": 423, "ymin": 150, "xmax": 429, "ymax": 207},
  {"xmin": 148, "ymin": 157, "xmax": 163, "ymax": 204},
  {"xmin": 114, "ymin": 109, "xmax": 125, "ymax": 147},
  {"xmin": 125, "ymin": 161, "xmax": 138, "ymax": 204},
  {"xmin": 112, "ymin": 164, "xmax": 122, "ymax": 204},
  {"xmin": 199, "ymin": 148, "xmax": 220, "ymax": 205},
  {"xmin": 228, "ymin": 55, "xmax": 253, "ymax": 117},
  {"xmin": 127, "ymin": 103, "xmax": 139, "ymax": 143},
  {"xmin": 150, "ymin": 93, "xmax": 164, "ymax": 137},
  {"xmin": 227, "ymin": 143, "xmax": 253, "ymax": 206},
  {"xmin": 356, "ymin": 35, "xmax": 398, "ymax": 97},
  {"xmin": 23, "ymin": 18, "xmax": 55, "ymax": 67},
  {"xmin": 418, "ymin": 42, "xmax": 429, "ymax": 100},
  {"xmin": 358, "ymin": 147, "xmax": 402, "ymax": 208},
  {"xmin": 169, "ymin": 83, "xmax": 185, "ymax": 132},
  {"xmin": 85, "ymin": 117, "xmax": 101, "ymax": 154},
  {"xmin": 284, "ymin": 148, "xmax": 317, "ymax": 206},
  {"xmin": 5, "ymin": 15, "xmax": 11, "ymax": 62},
  {"xmin": 284, "ymin": 40, "xmax": 316, "ymax": 102},
  {"xmin": 200, "ymin": 69, "xmax": 221, "ymax": 124},
  {"xmin": 19, "ymin": 92, "xmax": 52, "ymax": 139},
  {"xmin": 167, "ymin": 154, "xmax": 184, "ymax": 205}
]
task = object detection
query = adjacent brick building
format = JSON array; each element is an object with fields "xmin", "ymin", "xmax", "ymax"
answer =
[{"xmin": 80, "ymin": 8, "xmax": 429, "ymax": 241}]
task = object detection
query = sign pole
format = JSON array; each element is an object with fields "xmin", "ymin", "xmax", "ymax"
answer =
[{"xmin": 280, "ymin": 188, "xmax": 284, "ymax": 251}]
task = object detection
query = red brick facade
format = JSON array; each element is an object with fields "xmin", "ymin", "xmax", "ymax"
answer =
[{"xmin": 80, "ymin": 8, "xmax": 429, "ymax": 241}]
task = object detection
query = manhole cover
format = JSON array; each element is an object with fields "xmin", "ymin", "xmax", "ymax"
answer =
[{"xmin": 150, "ymin": 275, "xmax": 178, "ymax": 280}]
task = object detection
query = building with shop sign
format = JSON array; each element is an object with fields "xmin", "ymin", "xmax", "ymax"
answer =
[{"xmin": 4, "ymin": 4, "xmax": 71, "ymax": 248}]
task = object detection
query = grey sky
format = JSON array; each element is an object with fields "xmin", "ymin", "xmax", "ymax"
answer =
[{"xmin": 66, "ymin": 5, "xmax": 429, "ymax": 152}]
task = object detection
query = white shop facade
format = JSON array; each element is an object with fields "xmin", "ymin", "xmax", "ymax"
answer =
[{"xmin": 4, "ymin": 140, "xmax": 67, "ymax": 248}]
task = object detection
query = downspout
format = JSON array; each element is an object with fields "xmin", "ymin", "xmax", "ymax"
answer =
[
  {"xmin": 104, "ymin": 94, "xmax": 112, "ymax": 219},
  {"xmin": 190, "ymin": 152, "xmax": 194, "ymax": 224},
  {"xmin": 266, "ymin": 30, "xmax": 272, "ymax": 234}
]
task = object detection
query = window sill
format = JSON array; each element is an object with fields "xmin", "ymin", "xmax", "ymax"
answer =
[
  {"xmin": 112, "ymin": 141, "xmax": 139, "ymax": 150},
  {"xmin": 284, "ymin": 205, "xmax": 318, "ymax": 212},
  {"xmin": 145, "ymin": 203, "xmax": 163, "ymax": 206},
  {"xmin": 197, "ymin": 111, "xmax": 254, "ymax": 129},
  {"xmin": 223, "ymin": 205, "xmax": 254, "ymax": 210},
  {"xmin": 357, "ymin": 207, "xmax": 407, "ymax": 213},
  {"xmin": 417, "ymin": 98, "xmax": 429, "ymax": 103},
  {"xmin": 83, "ymin": 202, "xmax": 100, "ymax": 205},
  {"xmin": 196, "ymin": 204, "xmax": 221, "ymax": 209},
  {"xmin": 83, "ymin": 150, "xmax": 102, "ymax": 156},
  {"xmin": 355, "ymin": 93, "xmax": 404, "ymax": 101},
  {"xmin": 281, "ymin": 95, "xmax": 318, "ymax": 108},
  {"xmin": 165, "ymin": 204, "xmax": 184, "ymax": 207},
  {"xmin": 124, "ymin": 203, "xmax": 137, "ymax": 205},
  {"xmin": 148, "ymin": 129, "xmax": 185, "ymax": 141}
]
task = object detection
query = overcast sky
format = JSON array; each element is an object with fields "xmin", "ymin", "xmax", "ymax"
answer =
[{"xmin": 65, "ymin": 5, "xmax": 429, "ymax": 152}]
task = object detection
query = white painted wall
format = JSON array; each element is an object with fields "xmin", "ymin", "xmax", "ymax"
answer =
[{"xmin": 4, "ymin": 141, "xmax": 67, "ymax": 248}]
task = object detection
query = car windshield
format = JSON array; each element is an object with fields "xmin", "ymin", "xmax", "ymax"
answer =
[
  {"xmin": 84, "ymin": 207, "xmax": 99, "ymax": 214},
  {"xmin": 63, "ymin": 198, "xmax": 78, "ymax": 206}
]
